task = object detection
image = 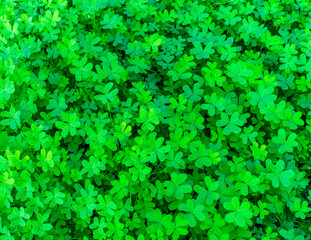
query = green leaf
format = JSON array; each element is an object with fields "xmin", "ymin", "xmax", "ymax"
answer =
[
  {"xmin": 137, "ymin": 108, "xmax": 160, "ymax": 131},
  {"xmin": 0, "ymin": 81, "xmax": 15, "ymax": 100},
  {"xmin": 164, "ymin": 172, "xmax": 192, "ymax": 200},
  {"xmin": 249, "ymin": 84, "xmax": 277, "ymax": 108},
  {"xmin": 179, "ymin": 199, "xmax": 205, "ymax": 227},
  {"xmin": 55, "ymin": 112, "xmax": 81, "ymax": 137},
  {"xmin": 272, "ymin": 129, "xmax": 298, "ymax": 154},
  {"xmin": 266, "ymin": 160, "xmax": 295, "ymax": 188},
  {"xmin": 94, "ymin": 82, "xmax": 119, "ymax": 104},
  {"xmin": 47, "ymin": 97, "xmax": 68, "ymax": 116},
  {"xmin": 290, "ymin": 199, "xmax": 311, "ymax": 219},
  {"xmin": 70, "ymin": 57, "xmax": 93, "ymax": 81},
  {"xmin": 0, "ymin": 107, "xmax": 21, "ymax": 130},
  {"xmin": 8, "ymin": 207, "xmax": 30, "ymax": 227},
  {"xmin": 226, "ymin": 61, "xmax": 253, "ymax": 85},
  {"xmin": 224, "ymin": 197, "xmax": 253, "ymax": 227},
  {"xmin": 216, "ymin": 112, "xmax": 244, "ymax": 135},
  {"xmin": 190, "ymin": 41, "xmax": 215, "ymax": 59}
]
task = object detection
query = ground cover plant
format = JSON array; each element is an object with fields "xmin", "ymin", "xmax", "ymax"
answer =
[{"xmin": 1, "ymin": 0, "xmax": 311, "ymax": 239}]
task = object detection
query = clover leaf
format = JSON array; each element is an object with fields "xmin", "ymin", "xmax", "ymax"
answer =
[{"xmin": 224, "ymin": 197, "xmax": 253, "ymax": 227}]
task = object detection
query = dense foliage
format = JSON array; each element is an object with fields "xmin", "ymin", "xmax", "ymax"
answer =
[{"xmin": 1, "ymin": 0, "xmax": 311, "ymax": 239}]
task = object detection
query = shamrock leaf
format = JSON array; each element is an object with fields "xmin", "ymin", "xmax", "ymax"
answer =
[
  {"xmin": 55, "ymin": 112, "xmax": 81, "ymax": 137},
  {"xmin": 36, "ymin": 149, "xmax": 57, "ymax": 172},
  {"xmin": 70, "ymin": 57, "xmax": 93, "ymax": 81},
  {"xmin": 4, "ymin": 22, "xmax": 19, "ymax": 38},
  {"xmin": 57, "ymin": 37, "xmax": 79, "ymax": 59},
  {"xmin": 129, "ymin": 164, "xmax": 152, "ymax": 182},
  {"xmin": 0, "ymin": 81, "xmax": 15, "ymax": 100},
  {"xmin": 272, "ymin": 129, "xmax": 298, "ymax": 154},
  {"xmin": 110, "ymin": 175, "xmax": 129, "ymax": 199},
  {"xmin": 142, "ymin": 34, "xmax": 163, "ymax": 52},
  {"xmin": 235, "ymin": 171, "xmax": 259, "ymax": 196},
  {"xmin": 126, "ymin": 41, "xmax": 144, "ymax": 58},
  {"xmin": 289, "ymin": 200, "xmax": 311, "ymax": 219},
  {"xmin": 182, "ymin": 83, "xmax": 203, "ymax": 102},
  {"xmin": 114, "ymin": 122, "xmax": 132, "ymax": 141},
  {"xmin": 45, "ymin": 10, "xmax": 61, "ymax": 25},
  {"xmin": 46, "ymin": 97, "xmax": 68, "ymax": 116},
  {"xmin": 252, "ymin": 201, "xmax": 269, "ymax": 219},
  {"xmin": 280, "ymin": 55, "xmax": 297, "ymax": 73},
  {"xmin": 0, "ymin": 107, "xmax": 21, "ymax": 130},
  {"xmin": 19, "ymin": 100, "xmax": 38, "ymax": 120},
  {"xmin": 188, "ymin": 144, "xmax": 221, "ymax": 168},
  {"xmin": 81, "ymin": 156, "xmax": 106, "ymax": 177},
  {"xmin": 166, "ymin": 215, "xmax": 188, "ymax": 239},
  {"xmin": 190, "ymin": 41, "xmax": 214, "ymax": 59},
  {"xmin": 249, "ymin": 84, "xmax": 277, "ymax": 108},
  {"xmin": 240, "ymin": 126, "xmax": 258, "ymax": 144},
  {"xmin": 179, "ymin": 199, "xmax": 205, "ymax": 227},
  {"xmin": 194, "ymin": 176, "xmax": 220, "ymax": 205},
  {"xmin": 201, "ymin": 62, "xmax": 226, "ymax": 87},
  {"xmin": 100, "ymin": 14, "xmax": 123, "ymax": 29},
  {"xmin": 219, "ymin": 43, "xmax": 241, "ymax": 61},
  {"xmin": 86, "ymin": 123, "xmax": 108, "ymax": 147},
  {"xmin": 7, "ymin": 207, "xmax": 30, "ymax": 227},
  {"xmin": 224, "ymin": 197, "xmax": 253, "ymax": 227},
  {"xmin": 95, "ymin": 52, "xmax": 126, "ymax": 82},
  {"xmin": 137, "ymin": 108, "xmax": 160, "ymax": 131},
  {"xmin": 97, "ymin": 195, "xmax": 117, "ymax": 216},
  {"xmin": 266, "ymin": 160, "xmax": 295, "ymax": 188},
  {"xmin": 94, "ymin": 82, "xmax": 119, "ymax": 104},
  {"xmin": 44, "ymin": 188, "xmax": 65, "ymax": 207},
  {"xmin": 145, "ymin": 209, "xmax": 172, "ymax": 234},
  {"xmin": 226, "ymin": 61, "xmax": 253, "ymax": 85},
  {"xmin": 164, "ymin": 172, "xmax": 192, "ymax": 200},
  {"xmin": 142, "ymin": 133, "xmax": 171, "ymax": 163},
  {"xmin": 167, "ymin": 150, "xmax": 185, "ymax": 169},
  {"xmin": 216, "ymin": 112, "xmax": 244, "ymax": 135},
  {"xmin": 106, "ymin": 219, "xmax": 125, "ymax": 239},
  {"xmin": 201, "ymin": 93, "xmax": 225, "ymax": 116},
  {"xmin": 90, "ymin": 217, "xmax": 107, "ymax": 238}
]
